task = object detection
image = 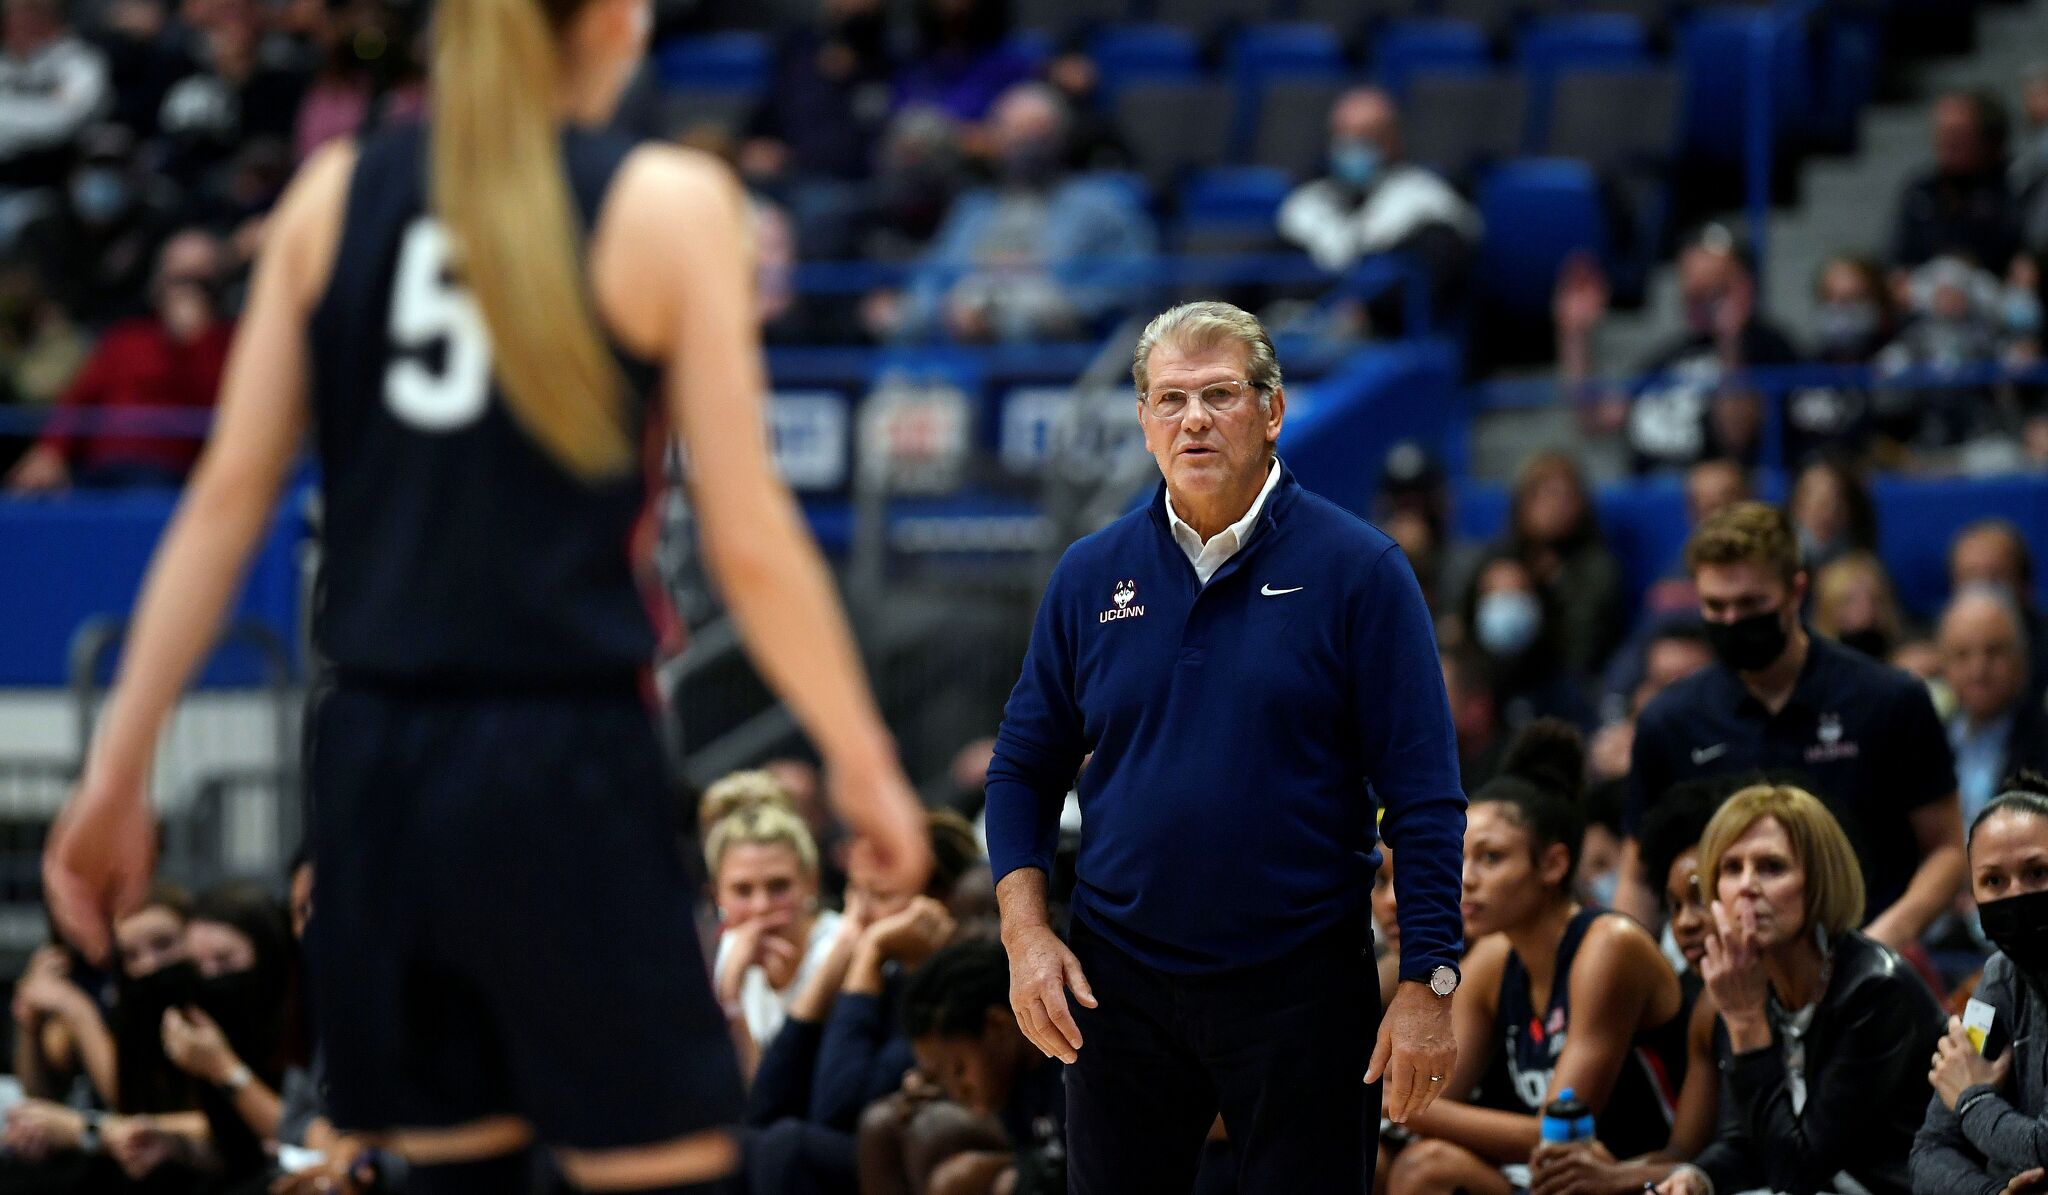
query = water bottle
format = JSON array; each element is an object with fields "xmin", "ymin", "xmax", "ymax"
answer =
[{"xmin": 1540, "ymin": 1087, "xmax": 1596, "ymax": 1144}]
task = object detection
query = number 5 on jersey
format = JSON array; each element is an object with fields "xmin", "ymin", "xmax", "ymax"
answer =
[{"xmin": 385, "ymin": 218, "xmax": 491, "ymax": 431}]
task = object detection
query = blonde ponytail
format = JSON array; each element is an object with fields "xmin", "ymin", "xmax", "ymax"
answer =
[{"xmin": 431, "ymin": 0, "xmax": 633, "ymax": 479}]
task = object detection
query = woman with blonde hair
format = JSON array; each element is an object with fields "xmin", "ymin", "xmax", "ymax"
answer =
[
  {"xmin": 1657, "ymin": 784, "xmax": 1945, "ymax": 1195},
  {"xmin": 37, "ymin": 0, "xmax": 934, "ymax": 1184},
  {"xmin": 1810, "ymin": 550, "xmax": 1906, "ymax": 660},
  {"xmin": 704, "ymin": 773, "xmax": 841, "ymax": 1067}
]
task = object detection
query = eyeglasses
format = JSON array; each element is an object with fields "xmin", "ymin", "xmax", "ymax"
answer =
[{"xmin": 1142, "ymin": 379, "xmax": 1262, "ymax": 420}]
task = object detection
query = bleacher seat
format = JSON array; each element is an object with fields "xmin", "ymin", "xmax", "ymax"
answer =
[
  {"xmin": 1403, "ymin": 71, "xmax": 1528, "ymax": 186},
  {"xmin": 1089, "ymin": 24, "xmax": 1203, "ymax": 98},
  {"xmin": 1175, "ymin": 167, "xmax": 1293, "ymax": 253},
  {"xmin": 1248, "ymin": 80, "xmax": 1347, "ymax": 178},
  {"xmin": 1539, "ymin": 67, "xmax": 1679, "ymax": 172},
  {"xmin": 1013, "ymin": 0, "xmax": 1129, "ymax": 39},
  {"xmin": 1678, "ymin": 6, "xmax": 1812, "ymax": 169},
  {"xmin": 1293, "ymin": 0, "xmax": 1428, "ymax": 44},
  {"xmin": 1437, "ymin": 0, "xmax": 1527, "ymax": 40},
  {"xmin": 1371, "ymin": 20, "xmax": 1491, "ymax": 99},
  {"xmin": 1476, "ymin": 158, "xmax": 1611, "ymax": 316},
  {"xmin": 1150, "ymin": 0, "xmax": 1270, "ymax": 37},
  {"xmin": 1228, "ymin": 23, "xmax": 1348, "ymax": 86},
  {"xmin": 1571, "ymin": 0, "xmax": 1676, "ymax": 38},
  {"xmin": 653, "ymin": 33, "xmax": 773, "ymax": 93},
  {"xmin": 1004, "ymin": 31, "xmax": 1056, "ymax": 72},
  {"xmin": 1518, "ymin": 13, "xmax": 1653, "ymax": 146},
  {"xmin": 1113, "ymin": 81, "xmax": 1238, "ymax": 190}
]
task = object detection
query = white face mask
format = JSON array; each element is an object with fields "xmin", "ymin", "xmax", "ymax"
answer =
[{"xmin": 1475, "ymin": 590, "xmax": 1542, "ymax": 658}]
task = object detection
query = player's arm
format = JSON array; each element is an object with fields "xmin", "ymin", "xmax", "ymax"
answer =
[
  {"xmin": 607, "ymin": 147, "xmax": 928, "ymax": 896},
  {"xmin": 43, "ymin": 143, "xmax": 352, "ymax": 964},
  {"xmin": 1867, "ymin": 793, "xmax": 1964, "ymax": 951}
]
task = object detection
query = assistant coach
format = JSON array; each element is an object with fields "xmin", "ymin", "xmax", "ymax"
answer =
[{"xmin": 984, "ymin": 301, "xmax": 1468, "ymax": 1194}]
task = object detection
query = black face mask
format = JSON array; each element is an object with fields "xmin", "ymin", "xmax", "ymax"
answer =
[
  {"xmin": 1706, "ymin": 607, "xmax": 1790, "ymax": 673},
  {"xmin": 1980, "ymin": 888, "xmax": 2048, "ymax": 976},
  {"xmin": 1837, "ymin": 627, "xmax": 1892, "ymax": 660},
  {"xmin": 120, "ymin": 959, "xmax": 199, "ymax": 1024}
]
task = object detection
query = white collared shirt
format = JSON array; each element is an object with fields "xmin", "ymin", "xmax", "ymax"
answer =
[{"xmin": 1165, "ymin": 457, "xmax": 1281, "ymax": 586}]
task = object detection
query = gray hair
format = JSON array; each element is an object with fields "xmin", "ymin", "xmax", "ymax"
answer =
[
  {"xmin": 1131, "ymin": 301, "xmax": 1282, "ymax": 410},
  {"xmin": 1942, "ymin": 582, "xmax": 2032, "ymax": 663}
]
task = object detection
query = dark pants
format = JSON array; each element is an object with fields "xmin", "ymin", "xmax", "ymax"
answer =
[{"xmin": 1064, "ymin": 915, "xmax": 1381, "ymax": 1195}]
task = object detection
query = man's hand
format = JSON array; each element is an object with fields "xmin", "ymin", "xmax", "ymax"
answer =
[
  {"xmin": 1654, "ymin": 1165, "xmax": 1709, "ymax": 1195},
  {"xmin": 2002, "ymin": 1167, "xmax": 2048, "ymax": 1195},
  {"xmin": 43, "ymin": 773, "xmax": 157, "ymax": 968},
  {"xmin": 1931, "ymin": 1015, "xmax": 2010, "ymax": 1110},
  {"xmin": 1365, "ymin": 980, "xmax": 1455, "ymax": 1123},
  {"xmin": 1001, "ymin": 922, "xmax": 1095, "ymax": 1065}
]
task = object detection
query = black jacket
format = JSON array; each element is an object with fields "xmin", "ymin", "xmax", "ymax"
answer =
[{"xmin": 1693, "ymin": 931, "xmax": 1945, "ymax": 1195}]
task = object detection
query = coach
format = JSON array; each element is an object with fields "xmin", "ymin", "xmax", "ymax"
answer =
[{"xmin": 984, "ymin": 301, "xmax": 1467, "ymax": 1194}]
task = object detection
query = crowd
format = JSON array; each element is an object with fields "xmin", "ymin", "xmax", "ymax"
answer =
[{"xmin": 0, "ymin": 487, "xmax": 2038, "ymax": 1195}]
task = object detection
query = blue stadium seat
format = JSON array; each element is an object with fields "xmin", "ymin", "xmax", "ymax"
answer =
[
  {"xmin": 1089, "ymin": 24, "xmax": 1202, "ymax": 98},
  {"xmin": 1517, "ymin": 14, "xmax": 1652, "ymax": 147},
  {"xmin": 1677, "ymin": 6, "xmax": 1812, "ymax": 169},
  {"xmin": 1182, "ymin": 166, "xmax": 1293, "ymax": 225},
  {"xmin": 653, "ymin": 33, "xmax": 772, "ymax": 93},
  {"xmin": 1229, "ymin": 23, "xmax": 1347, "ymax": 86},
  {"xmin": 1475, "ymin": 158, "xmax": 1610, "ymax": 316},
  {"xmin": 1004, "ymin": 30, "xmax": 1056, "ymax": 72},
  {"xmin": 1371, "ymin": 19, "xmax": 1491, "ymax": 100}
]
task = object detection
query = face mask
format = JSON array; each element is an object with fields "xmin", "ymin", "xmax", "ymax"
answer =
[
  {"xmin": 1000, "ymin": 136, "xmax": 1061, "ymax": 188},
  {"xmin": 1838, "ymin": 627, "xmax": 1892, "ymax": 659},
  {"xmin": 1979, "ymin": 887, "xmax": 2048, "ymax": 976},
  {"xmin": 1816, "ymin": 300, "xmax": 1879, "ymax": 349},
  {"xmin": 2005, "ymin": 288, "xmax": 2043, "ymax": 336},
  {"xmin": 1476, "ymin": 591, "xmax": 1541, "ymax": 658},
  {"xmin": 120, "ymin": 958, "xmax": 198, "ymax": 1018},
  {"xmin": 1797, "ymin": 528, "xmax": 1841, "ymax": 568},
  {"xmin": 194, "ymin": 968, "xmax": 276, "ymax": 1041},
  {"xmin": 1705, "ymin": 607, "xmax": 1789, "ymax": 673},
  {"xmin": 70, "ymin": 168, "xmax": 131, "ymax": 224},
  {"xmin": 1330, "ymin": 140, "xmax": 1381, "ymax": 188},
  {"xmin": 1587, "ymin": 869, "xmax": 1621, "ymax": 909}
]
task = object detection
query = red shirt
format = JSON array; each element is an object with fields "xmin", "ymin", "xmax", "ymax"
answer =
[{"xmin": 38, "ymin": 317, "xmax": 234, "ymax": 479}]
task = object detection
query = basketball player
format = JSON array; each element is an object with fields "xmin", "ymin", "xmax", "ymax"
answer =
[{"xmin": 39, "ymin": 0, "xmax": 931, "ymax": 1189}]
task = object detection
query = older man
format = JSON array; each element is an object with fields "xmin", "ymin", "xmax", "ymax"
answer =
[
  {"xmin": 985, "ymin": 301, "xmax": 1465, "ymax": 1193},
  {"xmin": 1940, "ymin": 587, "xmax": 2048, "ymax": 828}
]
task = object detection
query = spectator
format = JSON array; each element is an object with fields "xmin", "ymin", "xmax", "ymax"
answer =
[
  {"xmin": 1784, "ymin": 254, "xmax": 1895, "ymax": 465},
  {"xmin": 1950, "ymin": 518, "xmax": 2048, "ymax": 697},
  {"xmin": 1444, "ymin": 645, "xmax": 1508, "ymax": 791},
  {"xmin": 1656, "ymin": 783, "xmax": 1947, "ymax": 1195},
  {"xmin": 1940, "ymin": 588, "xmax": 2048, "ymax": 829},
  {"xmin": 1532, "ymin": 780, "xmax": 1732, "ymax": 1195},
  {"xmin": 1276, "ymin": 86, "xmax": 1480, "ymax": 316},
  {"xmin": 291, "ymin": 0, "xmax": 426, "ymax": 164},
  {"xmin": 1589, "ymin": 619, "xmax": 1714, "ymax": 784},
  {"xmin": 91, "ymin": 0, "xmax": 186, "ymax": 139},
  {"xmin": 860, "ymin": 939, "xmax": 1063, "ymax": 1195},
  {"xmin": 1893, "ymin": 90, "xmax": 2020, "ymax": 272},
  {"xmin": 1390, "ymin": 722, "xmax": 1689, "ymax": 1195},
  {"xmin": 887, "ymin": 83, "xmax": 1156, "ymax": 343},
  {"xmin": 0, "ymin": 0, "xmax": 109, "ymax": 198},
  {"xmin": 1619, "ymin": 502, "xmax": 1962, "ymax": 954},
  {"xmin": 1788, "ymin": 455, "xmax": 1879, "ymax": 572},
  {"xmin": 706, "ymin": 773, "xmax": 845, "ymax": 1070},
  {"xmin": 1042, "ymin": 51, "xmax": 1129, "ymax": 173},
  {"xmin": 1375, "ymin": 440, "xmax": 1479, "ymax": 618},
  {"xmin": 0, "ymin": 262, "xmax": 88, "ymax": 473},
  {"xmin": 153, "ymin": 0, "xmax": 308, "ymax": 197},
  {"xmin": 1460, "ymin": 552, "xmax": 1596, "ymax": 733},
  {"xmin": 1913, "ymin": 781, "xmax": 2048, "ymax": 1195},
  {"xmin": 1810, "ymin": 550, "xmax": 1906, "ymax": 661},
  {"xmin": 15, "ymin": 123, "xmax": 177, "ymax": 325},
  {"xmin": 6, "ymin": 228, "xmax": 232, "ymax": 492},
  {"xmin": 11, "ymin": 884, "xmax": 190, "ymax": 1106},
  {"xmin": 1495, "ymin": 450, "xmax": 1627, "ymax": 676},
  {"xmin": 891, "ymin": 0, "xmax": 1033, "ymax": 125},
  {"xmin": 1874, "ymin": 254, "xmax": 2010, "ymax": 449},
  {"xmin": 1560, "ymin": 228, "xmax": 1800, "ymax": 472},
  {"xmin": 740, "ymin": 0, "xmax": 896, "ymax": 257},
  {"xmin": 1604, "ymin": 460, "xmax": 1750, "ymax": 710},
  {"xmin": 862, "ymin": 107, "xmax": 973, "ymax": 266}
]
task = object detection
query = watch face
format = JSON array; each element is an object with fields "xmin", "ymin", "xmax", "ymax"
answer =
[{"xmin": 1429, "ymin": 967, "xmax": 1458, "ymax": 997}]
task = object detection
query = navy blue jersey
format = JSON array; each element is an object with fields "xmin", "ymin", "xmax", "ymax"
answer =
[
  {"xmin": 307, "ymin": 122, "xmax": 662, "ymax": 684},
  {"xmin": 1478, "ymin": 909, "xmax": 1690, "ymax": 1159}
]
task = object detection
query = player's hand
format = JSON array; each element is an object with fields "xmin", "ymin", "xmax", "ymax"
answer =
[
  {"xmin": 1002, "ymin": 922, "xmax": 1094, "ymax": 1065},
  {"xmin": 830, "ymin": 760, "xmax": 931, "ymax": 902},
  {"xmin": 1367, "ymin": 980, "xmax": 1456, "ymax": 1123},
  {"xmin": 1529, "ymin": 1138, "xmax": 1620, "ymax": 1195},
  {"xmin": 861, "ymin": 896, "xmax": 954, "ymax": 969},
  {"xmin": 43, "ymin": 770, "xmax": 157, "ymax": 968},
  {"xmin": 4, "ymin": 1100, "xmax": 85, "ymax": 1161}
]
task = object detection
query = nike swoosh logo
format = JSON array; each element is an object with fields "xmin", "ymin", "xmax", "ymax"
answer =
[
  {"xmin": 1261, "ymin": 584, "xmax": 1304, "ymax": 596},
  {"xmin": 1692, "ymin": 744, "xmax": 1729, "ymax": 765}
]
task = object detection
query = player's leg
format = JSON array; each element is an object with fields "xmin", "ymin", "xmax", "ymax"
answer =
[{"xmin": 1383, "ymin": 1138, "xmax": 1514, "ymax": 1195}]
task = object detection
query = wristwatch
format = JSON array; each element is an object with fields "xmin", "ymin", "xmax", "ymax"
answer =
[
  {"xmin": 220, "ymin": 1063, "xmax": 254, "ymax": 1092},
  {"xmin": 1424, "ymin": 965, "xmax": 1459, "ymax": 998}
]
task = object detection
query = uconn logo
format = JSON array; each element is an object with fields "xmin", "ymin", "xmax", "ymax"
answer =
[{"xmin": 1099, "ymin": 580, "xmax": 1144, "ymax": 623}]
